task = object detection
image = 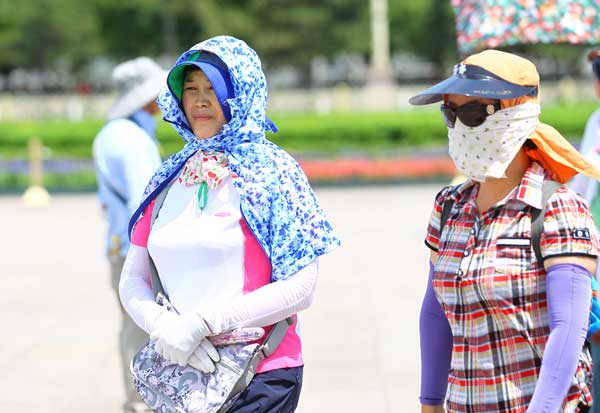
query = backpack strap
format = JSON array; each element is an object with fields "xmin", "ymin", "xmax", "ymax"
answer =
[
  {"xmin": 531, "ymin": 180, "xmax": 561, "ymax": 265},
  {"xmin": 99, "ymin": 171, "xmax": 128, "ymax": 205},
  {"xmin": 440, "ymin": 198, "xmax": 454, "ymax": 238},
  {"xmin": 439, "ymin": 185, "xmax": 458, "ymax": 240}
]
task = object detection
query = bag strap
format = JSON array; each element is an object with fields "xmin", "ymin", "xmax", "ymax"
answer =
[
  {"xmin": 223, "ymin": 316, "xmax": 294, "ymax": 412},
  {"xmin": 438, "ymin": 184, "xmax": 459, "ymax": 241},
  {"xmin": 99, "ymin": 171, "xmax": 128, "ymax": 205},
  {"xmin": 531, "ymin": 180, "xmax": 561, "ymax": 265},
  {"xmin": 259, "ymin": 316, "xmax": 294, "ymax": 358},
  {"xmin": 440, "ymin": 197, "xmax": 454, "ymax": 239}
]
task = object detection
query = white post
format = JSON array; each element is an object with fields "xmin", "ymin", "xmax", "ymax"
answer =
[
  {"xmin": 364, "ymin": 0, "xmax": 396, "ymax": 110},
  {"xmin": 369, "ymin": 0, "xmax": 393, "ymax": 84},
  {"xmin": 22, "ymin": 136, "xmax": 51, "ymax": 207}
]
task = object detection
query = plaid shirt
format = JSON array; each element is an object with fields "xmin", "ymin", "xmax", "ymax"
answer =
[{"xmin": 425, "ymin": 162, "xmax": 598, "ymax": 413}]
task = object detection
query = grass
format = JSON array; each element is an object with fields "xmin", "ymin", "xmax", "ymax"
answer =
[{"xmin": 2, "ymin": 102, "xmax": 597, "ymax": 161}]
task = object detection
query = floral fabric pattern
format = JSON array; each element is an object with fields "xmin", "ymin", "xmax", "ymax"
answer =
[
  {"xmin": 452, "ymin": 0, "xmax": 600, "ymax": 54},
  {"xmin": 178, "ymin": 150, "xmax": 230, "ymax": 188},
  {"xmin": 128, "ymin": 36, "xmax": 340, "ymax": 281},
  {"xmin": 448, "ymin": 102, "xmax": 540, "ymax": 182}
]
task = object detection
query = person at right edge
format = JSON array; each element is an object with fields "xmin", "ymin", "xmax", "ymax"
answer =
[
  {"xmin": 569, "ymin": 49, "xmax": 600, "ymax": 413},
  {"xmin": 410, "ymin": 50, "xmax": 600, "ymax": 413}
]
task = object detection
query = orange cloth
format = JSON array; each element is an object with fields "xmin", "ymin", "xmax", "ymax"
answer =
[{"xmin": 460, "ymin": 50, "xmax": 600, "ymax": 183}]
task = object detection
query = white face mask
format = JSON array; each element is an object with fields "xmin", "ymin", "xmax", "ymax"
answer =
[{"xmin": 447, "ymin": 102, "xmax": 540, "ymax": 182}]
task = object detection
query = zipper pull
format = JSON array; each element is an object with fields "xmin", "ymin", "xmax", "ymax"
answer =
[{"xmin": 197, "ymin": 181, "xmax": 208, "ymax": 210}]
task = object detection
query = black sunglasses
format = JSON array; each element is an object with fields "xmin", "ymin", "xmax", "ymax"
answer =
[{"xmin": 440, "ymin": 101, "xmax": 501, "ymax": 128}]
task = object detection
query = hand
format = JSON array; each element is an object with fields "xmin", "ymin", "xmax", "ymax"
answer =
[
  {"xmin": 150, "ymin": 310, "xmax": 210, "ymax": 366},
  {"xmin": 188, "ymin": 339, "xmax": 220, "ymax": 373}
]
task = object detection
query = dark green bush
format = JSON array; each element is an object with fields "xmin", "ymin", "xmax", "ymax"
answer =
[{"xmin": 1, "ymin": 103, "xmax": 598, "ymax": 160}]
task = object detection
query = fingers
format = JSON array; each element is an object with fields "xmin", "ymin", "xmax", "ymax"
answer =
[
  {"xmin": 200, "ymin": 339, "xmax": 220, "ymax": 363},
  {"xmin": 152, "ymin": 338, "xmax": 189, "ymax": 366},
  {"xmin": 189, "ymin": 349, "xmax": 216, "ymax": 373}
]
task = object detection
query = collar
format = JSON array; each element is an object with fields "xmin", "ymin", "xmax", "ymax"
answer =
[
  {"xmin": 448, "ymin": 161, "xmax": 548, "ymax": 210},
  {"xmin": 510, "ymin": 161, "xmax": 547, "ymax": 209},
  {"xmin": 129, "ymin": 109, "xmax": 157, "ymax": 140}
]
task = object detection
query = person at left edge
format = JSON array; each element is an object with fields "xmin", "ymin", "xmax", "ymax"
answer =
[{"xmin": 92, "ymin": 57, "xmax": 165, "ymax": 413}]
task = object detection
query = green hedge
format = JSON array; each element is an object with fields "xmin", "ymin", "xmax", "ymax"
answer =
[
  {"xmin": 2, "ymin": 103, "xmax": 598, "ymax": 160},
  {"xmin": 0, "ymin": 171, "xmax": 97, "ymax": 192}
]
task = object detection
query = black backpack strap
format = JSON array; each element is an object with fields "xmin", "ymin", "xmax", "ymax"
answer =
[
  {"xmin": 531, "ymin": 180, "xmax": 561, "ymax": 265},
  {"xmin": 440, "ymin": 198, "xmax": 454, "ymax": 238},
  {"xmin": 439, "ymin": 184, "xmax": 459, "ymax": 239}
]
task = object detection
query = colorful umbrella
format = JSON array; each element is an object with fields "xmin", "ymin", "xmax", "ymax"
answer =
[{"xmin": 452, "ymin": 1, "xmax": 600, "ymax": 54}]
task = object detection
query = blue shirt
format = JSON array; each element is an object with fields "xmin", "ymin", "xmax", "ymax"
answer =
[{"xmin": 93, "ymin": 110, "xmax": 162, "ymax": 256}]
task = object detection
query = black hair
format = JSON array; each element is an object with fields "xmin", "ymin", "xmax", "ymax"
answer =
[
  {"xmin": 183, "ymin": 65, "xmax": 201, "ymax": 79},
  {"xmin": 523, "ymin": 139, "xmax": 537, "ymax": 150}
]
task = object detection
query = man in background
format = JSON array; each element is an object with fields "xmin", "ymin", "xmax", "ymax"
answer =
[
  {"xmin": 569, "ymin": 49, "xmax": 600, "ymax": 413},
  {"xmin": 93, "ymin": 57, "xmax": 165, "ymax": 413}
]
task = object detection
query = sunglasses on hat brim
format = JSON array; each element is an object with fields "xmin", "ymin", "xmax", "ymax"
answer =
[{"xmin": 440, "ymin": 101, "xmax": 501, "ymax": 128}]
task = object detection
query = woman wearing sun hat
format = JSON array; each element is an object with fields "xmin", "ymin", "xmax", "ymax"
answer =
[
  {"xmin": 411, "ymin": 50, "xmax": 600, "ymax": 413},
  {"xmin": 118, "ymin": 35, "xmax": 340, "ymax": 412}
]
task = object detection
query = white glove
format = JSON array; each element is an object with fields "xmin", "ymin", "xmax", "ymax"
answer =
[
  {"xmin": 188, "ymin": 339, "xmax": 220, "ymax": 373},
  {"xmin": 150, "ymin": 310, "xmax": 211, "ymax": 366}
]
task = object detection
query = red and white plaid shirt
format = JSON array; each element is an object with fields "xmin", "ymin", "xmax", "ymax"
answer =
[{"xmin": 425, "ymin": 162, "xmax": 598, "ymax": 413}]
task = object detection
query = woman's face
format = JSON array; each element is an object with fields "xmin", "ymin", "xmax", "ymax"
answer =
[{"xmin": 182, "ymin": 68, "xmax": 227, "ymax": 140}]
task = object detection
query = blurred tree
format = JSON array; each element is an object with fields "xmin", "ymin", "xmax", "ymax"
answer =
[
  {"xmin": 0, "ymin": 0, "xmax": 101, "ymax": 71},
  {"xmin": 389, "ymin": 0, "xmax": 458, "ymax": 77},
  {"xmin": 0, "ymin": 0, "xmax": 590, "ymax": 83},
  {"xmin": 188, "ymin": 0, "xmax": 370, "ymax": 76}
]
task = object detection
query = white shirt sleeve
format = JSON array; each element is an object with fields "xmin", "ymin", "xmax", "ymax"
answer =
[
  {"xmin": 119, "ymin": 244, "xmax": 165, "ymax": 334},
  {"xmin": 201, "ymin": 259, "xmax": 319, "ymax": 334},
  {"xmin": 120, "ymin": 243, "xmax": 319, "ymax": 336}
]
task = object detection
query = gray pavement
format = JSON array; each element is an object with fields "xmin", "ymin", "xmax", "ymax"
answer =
[{"xmin": 1, "ymin": 183, "xmax": 440, "ymax": 413}]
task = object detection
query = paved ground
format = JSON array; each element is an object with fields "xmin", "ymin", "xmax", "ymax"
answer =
[{"xmin": 1, "ymin": 183, "xmax": 440, "ymax": 413}]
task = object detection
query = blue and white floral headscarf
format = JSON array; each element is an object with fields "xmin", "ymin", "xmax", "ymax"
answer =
[{"xmin": 129, "ymin": 35, "xmax": 340, "ymax": 281}]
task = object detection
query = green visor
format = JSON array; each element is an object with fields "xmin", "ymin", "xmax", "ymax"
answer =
[{"xmin": 166, "ymin": 51, "xmax": 233, "ymax": 105}]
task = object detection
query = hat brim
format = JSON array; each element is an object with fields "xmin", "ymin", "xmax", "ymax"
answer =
[
  {"xmin": 107, "ymin": 71, "xmax": 167, "ymax": 120},
  {"xmin": 408, "ymin": 75, "xmax": 538, "ymax": 105},
  {"xmin": 167, "ymin": 61, "xmax": 226, "ymax": 104}
]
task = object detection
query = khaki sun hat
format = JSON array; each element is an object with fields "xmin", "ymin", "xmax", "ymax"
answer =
[{"xmin": 409, "ymin": 49, "xmax": 600, "ymax": 183}]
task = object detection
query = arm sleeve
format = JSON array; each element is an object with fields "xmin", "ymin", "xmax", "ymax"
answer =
[
  {"xmin": 526, "ymin": 263, "xmax": 592, "ymax": 413},
  {"xmin": 419, "ymin": 261, "xmax": 453, "ymax": 405},
  {"xmin": 119, "ymin": 244, "xmax": 165, "ymax": 334},
  {"xmin": 201, "ymin": 260, "xmax": 318, "ymax": 335}
]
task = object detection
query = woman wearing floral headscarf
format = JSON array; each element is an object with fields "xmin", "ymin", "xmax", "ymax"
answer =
[
  {"xmin": 119, "ymin": 36, "xmax": 339, "ymax": 412},
  {"xmin": 410, "ymin": 50, "xmax": 600, "ymax": 413}
]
